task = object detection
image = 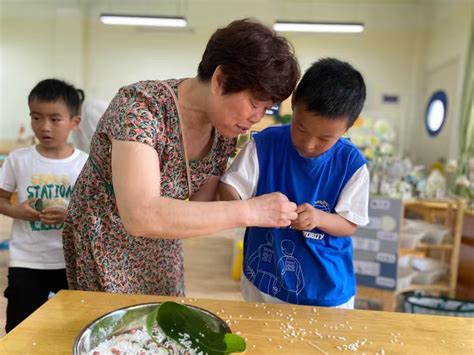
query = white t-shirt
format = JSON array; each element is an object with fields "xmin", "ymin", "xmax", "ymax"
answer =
[
  {"xmin": 221, "ymin": 138, "xmax": 370, "ymax": 226},
  {"xmin": 0, "ymin": 145, "xmax": 88, "ymax": 269}
]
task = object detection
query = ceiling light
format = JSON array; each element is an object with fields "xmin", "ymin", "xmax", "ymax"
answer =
[
  {"xmin": 100, "ymin": 14, "xmax": 187, "ymax": 28},
  {"xmin": 273, "ymin": 21, "xmax": 364, "ymax": 33}
]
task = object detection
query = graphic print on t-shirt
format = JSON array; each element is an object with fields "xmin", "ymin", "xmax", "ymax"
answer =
[
  {"xmin": 27, "ymin": 173, "xmax": 72, "ymax": 231},
  {"xmin": 302, "ymin": 200, "xmax": 330, "ymax": 241},
  {"xmin": 246, "ymin": 231, "xmax": 306, "ymax": 304},
  {"xmin": 246, "ymin": 231, "xmax": 278, "ymax": 295},
  {"xmin": 274, "ymin": 239, "xmax": 305, "ymax": 304}
]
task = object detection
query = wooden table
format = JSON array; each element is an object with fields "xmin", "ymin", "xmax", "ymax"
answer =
[{"xmin": 0, "ymin": 290, "xmax": 472, "ymax": 354}]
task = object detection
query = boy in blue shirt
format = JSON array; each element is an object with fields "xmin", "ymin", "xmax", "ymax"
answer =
[{"xmin": 219, "ymin": 58, "xmax": 369, "ymax": 308}]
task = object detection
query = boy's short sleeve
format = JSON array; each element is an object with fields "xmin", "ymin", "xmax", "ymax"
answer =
[
  {"xmin": 0, "ymin": 157, "xmax": 16, "ymax": 193},
  {"xmin": 220, "ymin": 138, "xmax": 259, "ymax": 200},
  {"xmin": 335, "ymin": 164, "xmax": 370, "ymax": 226},
  {"xmin": 100, "ymin": 85, "xmax": 160, "ymax": 148}
]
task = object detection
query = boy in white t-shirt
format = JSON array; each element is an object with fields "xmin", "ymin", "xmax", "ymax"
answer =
[{"xmin": 0, "ymin": 79, "xmax": 88, "ymax": 332}]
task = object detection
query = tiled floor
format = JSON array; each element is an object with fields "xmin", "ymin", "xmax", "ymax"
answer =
[{"xmin": 0, "ymin": 215, "xmax": 244, "ymax": 338}]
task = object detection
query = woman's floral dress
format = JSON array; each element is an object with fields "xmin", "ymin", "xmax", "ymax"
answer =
[{"xmin": 63, "ymin": 79, "xmax": 236, "ymax": 295}]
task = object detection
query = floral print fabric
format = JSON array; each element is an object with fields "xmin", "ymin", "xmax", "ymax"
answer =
[{"xmin": 63, "ymin": 79, "xmax": 236, "ymax": 295}]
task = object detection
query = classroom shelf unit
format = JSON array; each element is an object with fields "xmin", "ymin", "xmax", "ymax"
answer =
[{"xmin": 357, "ymin": 198, "xmax": 465, "ymax": 311}]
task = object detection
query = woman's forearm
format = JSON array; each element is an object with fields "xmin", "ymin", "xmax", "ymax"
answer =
[
  {"xmin": 112, "ymin": 139, "xmax": 297, "ymax": 238},
  {"xmin": 121, "ymin": 191, "xmax": 298, "ymax": 239},
  {"xmin": 122, "ymin": 197, "xmax": 250, "ymax": 238}
]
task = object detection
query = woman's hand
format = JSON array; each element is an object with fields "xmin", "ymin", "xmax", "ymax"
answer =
[
  {"xmin": 246, "ymin": 192, "xmax": 297, "ymax": 228},
  {"xmin": 291, "ymin": 203, "xmax": 322, "ymax": 231},
  {"xmin": 39, "ymin": 207, "xmax": 67, "ymax": 225}
]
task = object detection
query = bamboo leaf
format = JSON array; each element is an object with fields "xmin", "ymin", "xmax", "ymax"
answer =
[
  {"xmin": 33, "ymin": 198, "xmax": 44, "ymax": 212},
  {"xmin": 145, "ymin": 305, "xmax": 160, "ymax": 344},
  {"xmin": 223, "ymin": 333, "xmax": 246, "ymax": 353},
  {"xmin": 147, "ymin": 301, "xmax": 246, "ymax": 354}
]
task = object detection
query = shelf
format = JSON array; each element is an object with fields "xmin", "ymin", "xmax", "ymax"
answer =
[
  {"xmin": 399, "ymin": 249, "xmax": 426, "ymax": 257},
  {"xmin": 416, "ymin": 243, "xmax": 453, "ymax": 250},
  {"xmin": 358, "ymin": 198, "xmax": 464, "ymax": 310},
  {"xmin": 396, "ymin": 282, "xmax": 450, "ymax": 295},
  {"xmin": 400, "ymin": 243, "xmax": 453, "ymax": 254},
  {"xmin": 404, "ymin": 199, "xmax": 462, "ymax": 210}
]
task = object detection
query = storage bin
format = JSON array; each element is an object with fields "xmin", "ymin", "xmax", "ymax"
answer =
[
  {"xmin": 397, "ymin": 256, "xmax": 447, "ymax": 285},
  {"xmin": 400, "ymin": 219, "xmax": 427, "ymax": 249},
  {"xmin": 421, "ymin": 224, "xmax": 450, "ymax": 244},
  {"xmin": 397, "ymin": 255, "xmax": 412, "ymax": 268},
  {"xmin": 404, "ymin": 294, "xmax": 474, "ymax": 317},
  {"xmin": 412, "ymin": 269, "xmax": 446, "ymax": 285},
  {"xmin": 397, "ymin": 266, "xmax": 417, "ymax": 291},
  {"xmin": 410, "ymin": 256, "xmax": 445, "ymax": 272}
]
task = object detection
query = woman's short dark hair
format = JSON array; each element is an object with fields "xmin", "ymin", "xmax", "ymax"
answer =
[
  {"xmin": 28, "ymin": 79, "xmax": 83, "ymax": 117},
  {"xmin": 198, "ymin": 18, "xmax": 300, "ymax": 103},
  {"xmin": 293, "ymin": 58, "xmax": 366, "ymax": 127}
]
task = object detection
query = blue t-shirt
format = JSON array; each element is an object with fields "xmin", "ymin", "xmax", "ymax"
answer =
[{"xmin": 243, "ymin": 125, "xmax": 366, "ymax": 306}]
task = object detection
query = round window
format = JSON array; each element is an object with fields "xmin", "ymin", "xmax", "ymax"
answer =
[{"xmin": 425, "ymin": 90, "xmax": 448, "ymax": 137}]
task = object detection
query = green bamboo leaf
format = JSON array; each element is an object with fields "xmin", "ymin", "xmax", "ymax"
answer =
[
  {"xmin": 155, "ymin": 301, "xmax": 246, "ymax": 354},
  {"xmin": 33, "ymin": 198, "xmax": 44, "ymax": 212},
  {"xmin": 145, "ymin": 305, "xmax": 160, "ymax": 344},
  {"xmin": 224, "ymin": 333, "xmax": 246, "ymax": 353}
]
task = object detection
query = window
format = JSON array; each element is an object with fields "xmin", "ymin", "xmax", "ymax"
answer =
[{"xmin": 425, "ymin": 90, "xmax": 448, "ymax": 137}]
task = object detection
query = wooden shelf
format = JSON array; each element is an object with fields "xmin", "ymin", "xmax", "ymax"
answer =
[
  {"xmin": 396, "ymin": 282, "xmax": 450, "ymax": 295},
  {"xmin": 416, "ymin": 243, "xmax": 453, "ymax": 250},
  {"xmin": 359, "ymin": 199, "xmax": 465, "ymax": 311},
  {"xmin": 404, "ymin": 199, "xmax": 462, "ymax": 210},
  {"xmin": 404, "ymin": 199, "xmax": 465, "ymax": 299},
  {"xmin": 400, "ymin": 243, "xmax": 454, "ymax": 254}
]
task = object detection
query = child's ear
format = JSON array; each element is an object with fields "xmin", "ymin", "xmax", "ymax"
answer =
[
  {"xmin": 70, "ymin": 115, "xmax": 81, "ymax": 132},
  {"xmin": 210, "ymin": 65, "xmax": 225, "ymax": 95}
]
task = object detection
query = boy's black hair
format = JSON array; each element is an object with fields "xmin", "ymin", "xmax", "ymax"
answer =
[
  {"xmin": 293, "ymin": 58, "xmax": 366, "ymax": 127},
  {"xmin": 28, "ymin": 79, "xmax": 84, "ymax": 117}
]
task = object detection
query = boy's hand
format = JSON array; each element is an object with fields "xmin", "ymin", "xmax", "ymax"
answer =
[
  {"xmin": 39, "ymin": 207, "xmax": 67, "ymax": 225},
  {"xmin": 291, "ymin": 203, "xmax": 323, "ymax": 231},
  {"xmin": 13, "ymin": 198, "xmax": 41, "ymax": 221}
]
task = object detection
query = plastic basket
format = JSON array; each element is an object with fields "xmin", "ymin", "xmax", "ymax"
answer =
[
  {"xmin": 404, "ymin": 293, "xmax": 474, "ymax": 317},
  {"xmin": 397, "ymin": 266, "xmax": 418, "ymax": 291},
  {"xmin": 401, "ymin": 219, "xmax": 427, "ymax": 249}
]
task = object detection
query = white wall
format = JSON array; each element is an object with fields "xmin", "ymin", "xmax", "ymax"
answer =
[
  {"xmin": 0, "ymin": 0, "xmax": 472, "ymax": 168},
  {"xmin": 406, "ymin": 0, "xmax": 473, "ymax": 166},
  {"xmin": 0, "ymin": 1, "xmax": 83, "ymax": 140}
]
